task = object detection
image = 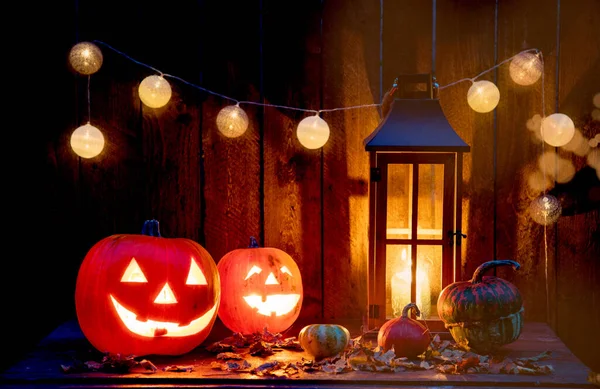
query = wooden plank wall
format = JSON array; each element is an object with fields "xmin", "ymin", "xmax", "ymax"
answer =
[{"xmin": 8, "ymin": 0, "xmax": 599, "ymax": 373}]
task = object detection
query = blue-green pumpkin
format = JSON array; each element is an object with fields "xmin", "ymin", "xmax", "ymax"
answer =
[
  {"xmin": 298, "ymin": 324, "xmax": 350, "ymax": 360},
  {"xmin": 437, "ymin": 260, "xmax": 524, "ymax": 354}
]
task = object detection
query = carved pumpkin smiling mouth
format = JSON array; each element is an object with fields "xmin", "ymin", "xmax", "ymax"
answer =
[
  {"xmin": 110, "ymin": 295, "xmax": 218, "ymax": 337},
  {"xmin": 242, "ymin": 294, "xmax": 301, "ymax": 316}
]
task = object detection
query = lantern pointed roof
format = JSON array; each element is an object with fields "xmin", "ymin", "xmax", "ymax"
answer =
[{"xmin": 364, "ymin": 98, "xmax": 470, "ymax": 152}]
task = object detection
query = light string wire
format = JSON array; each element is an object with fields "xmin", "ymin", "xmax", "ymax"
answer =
[
  {"xmin": 540, "ymin": 51, "xmax": 551, "ymax": 326},
  {"xmin": 92, "ymin": 40, "xmax": 540, "ymax": 117},
  {"xmin": 87, "ymin": 75, "xmax": 91, "ymax": 124}
]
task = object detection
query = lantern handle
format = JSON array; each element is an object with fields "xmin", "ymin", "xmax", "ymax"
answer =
[
  {"xmin": 401, "ymin": 302, "xmax": 421, "ymax": 319},
  {"xmin": 141, "ymin": 219, "xmax": 161, "ymax": 237},
  {"xmin": 471, "ymin": 260, "xmax": 520, "ymax": 284}
]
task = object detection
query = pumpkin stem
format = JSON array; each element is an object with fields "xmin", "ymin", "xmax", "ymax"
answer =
[
  {"xmin": 401, "ymin": 302, "xmax": 421, "ymax": 318},
  {"xmin": 248, "ymin": 236, "xmax": 260, "ymax": 248},
  {"xmin": 141, "ymin": 219, "xmax": 161, "ymax": 237},
  {"xmin": 471, "ymin": 260, "xmax": 520, "ymax": 284}
]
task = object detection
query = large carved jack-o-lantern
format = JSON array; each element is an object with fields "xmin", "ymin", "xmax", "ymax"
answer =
[
  {"xmin": 75, "ymin": 220, "xmax": 220, "ymax": 356},
  {"xmin": 217, "ymin": 237, "xmax": 303, "ymax": 335}
]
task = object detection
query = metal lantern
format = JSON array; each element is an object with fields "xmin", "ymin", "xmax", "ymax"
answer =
[{"xmin": 365, "ymin": 74, "xmax": 470, "ymax": 331}]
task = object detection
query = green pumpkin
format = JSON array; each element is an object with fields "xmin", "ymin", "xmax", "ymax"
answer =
[
  {"xmin": 437, "ymin": 260, "xmax": 524, "ymax": 354},
  {"xmin": 298, "ymin": 324, "xmax": 350, "ymax": 360}
]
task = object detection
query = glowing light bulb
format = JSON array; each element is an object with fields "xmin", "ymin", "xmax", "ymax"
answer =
[
  {"xmin": 541, "ymin": 113, "xmax": 575, "ymax": 147},
  {"xmin": 296, "ymin": 114, "xmax": 330, "ymax": 149},
  {"xmin": 509, "ymin": 52, "xmax": 543, "ymax": 86},
  {"xmin": 529, "ymin": 194, "xmax": 561, "ymax": 225},
  {"xmin": 70, "ymin": 123, "xmax": 105, "ymax": 158},
  {"xmin": 216, "ymin": 104, "xmax": 249, "ymax": 138},
  {"xmin": 69, "ymin": 42, "xmax": 103, "ymax": 75},
  {"xmin": 467, "ymin": 80, "xmax": 500, "ymax": 113},
  {"xmin": 138, "ymin": 75, "xmax": 172, "ymax": 108}
]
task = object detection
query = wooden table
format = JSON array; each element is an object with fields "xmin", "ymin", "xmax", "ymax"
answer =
[{"xmin": 1, "ymin": 319, "xmax": 595, "ymax": 389}]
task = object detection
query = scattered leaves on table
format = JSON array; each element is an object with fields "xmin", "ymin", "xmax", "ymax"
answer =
[
  {"xmin": 61, "ymin": 353, "xmax": 157, "ymax": 374},
  {"xmin": 293, "ymin": 333, "xmax": 555, "ymax": 376}
]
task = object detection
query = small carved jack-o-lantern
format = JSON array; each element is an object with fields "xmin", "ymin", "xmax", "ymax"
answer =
[
  {"xmin": 75, "ymin": 220, "xmax": 220, "ymax": 356},
  {"xmin": 217, "ymin": 237, "xmax": 303, "ymax": 335}
]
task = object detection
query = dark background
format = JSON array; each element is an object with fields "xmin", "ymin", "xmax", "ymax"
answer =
[{"xmin": 6, "ymin": 0, "xmax": 599, "ymax": 373}]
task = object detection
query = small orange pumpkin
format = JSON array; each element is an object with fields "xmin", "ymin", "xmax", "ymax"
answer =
[
  {"xmin": 217, "ymin": 237, "xmax": 303, "ymax": 335},
  {"xmin": 377, "ymin": 303, "xmax": 431, "ymax": 358}
]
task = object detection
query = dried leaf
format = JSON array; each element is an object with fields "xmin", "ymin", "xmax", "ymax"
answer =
[
  {"xmin": 321, "ymin": 357, "xmax": 351, "ymax": 374},
  {"xmin": 515, "ymin": 351, "xmax": 552, "ymax": 365},
  {"xmin": 216, "ymin": 352, "xmax": 244, "ymax": 360},
  {"xmin": 162, "ymin": 365, "xmax": 193, "ymax": 372},
  {"xmin": 206, "ymin": 342, "xmax": 237, "ymax": 353},
  {"xmin": 138, "ymin": 359, "xmax": 158, "ymax": 372},
  {"xmin": 275, "ymin": 337, "xmax": 303, "ymax": 350},
  {"xmin": 371, "ymin": 347, "xmax": 396, "ymax": 365},
  {"xmin": 211, "ymin": 360, "xmax": 252, "ymax": 371},
  {"xmin": 249, "ymin": 341, "xmax": 274, "ymax": 356},
  {"xmin": 251, "ymin": 361, "xmax": 281, "ymax": 375},
  {"xmin": 226, "ymin": 360, "xmax": 251, "ymax": 371},
  {"xmin": 457, "ymin": 356, "xmax": 480, "ymax": 372}
]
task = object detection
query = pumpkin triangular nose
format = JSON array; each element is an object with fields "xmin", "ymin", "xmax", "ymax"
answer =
[
  {"xmin": 265, "ymin": 272, "xmax": 279, "ymax": 285},
  {"xmin": 154, "ymin": 283, "xmax": 178, "ymax": 304}
]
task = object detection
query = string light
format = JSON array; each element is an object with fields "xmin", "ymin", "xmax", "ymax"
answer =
[
  {"xmin": 138, "ymin": 75, "xmax": 172, "ymax": 108},
  {"xmin": 71, "ymin": 123, "xmax": 105, "ymax": 158},
  {"xmin": 216, "ymin": 103, "xmax": 249, "ymax": 138},
  {"xmin": 71, "ymin": 75, "xmax": 105, "ymax": 158},
  {"xmin": 71, "ymin": 42, "xmax": 573, "ymax": 158},
  {"xmin": 529, "ymin": 194, "xmax": 562, "ymax": 225},
  {"xmin": 540, "ymin": 113, "xmax": 575, "ymax": 147},
  {"xmin": 296, "ymin": 113, "xmax": 330, "ymax": 149},
  {"xmin": 69, "ymin": 41, "xmax": 104, "ymax": 75},
  {"xmin": 509, "ymin": 52, "xmax": 543, "ymax": 86},
  {"xmin": 467, "ymin": 80, "xmax": 500, "ymax": 113}
]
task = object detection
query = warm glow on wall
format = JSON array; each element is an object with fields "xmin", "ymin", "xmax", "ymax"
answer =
[
  {"xmin": 216, "ymin": 104, "xmax": 249, "ymax": 138},
  {"xmin": 69, "ymin": 42, "xmax": 103, "ymax": 75},
  {"xmin": 139, "ymin": 75, "xmax": 172, "ymax": 108},
  {"xmin": 467, "ymin": 80, "xmax": 500, "ymax": 113},
  {"xmin": 70, "ymin": 123, "xmax": 105, "ymax": 158},
  {"xmin": 296, "ymin": 114, "xmax": 330, "ymax": 149},
  {"xmin": 541, "ymin": 113, "xmax": 575, "ymax": 147}
]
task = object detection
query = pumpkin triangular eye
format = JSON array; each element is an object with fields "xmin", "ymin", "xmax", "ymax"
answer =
[
  {"xmin": 121, "ymin": 258, "xmax": 147, "ymax": 283},
  {"xmin": 245, "ymin": 265, "xmax": 262, "ymax": 280},
  {"xmin": 186, "ymin": 258, "xmax": 207, "ymax": 285}
]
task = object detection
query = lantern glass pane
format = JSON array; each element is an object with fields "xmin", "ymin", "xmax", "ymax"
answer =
[
  {"xmin": 386, "ymin": 244, "xmax": 442, "ymax": 320},
  {"xmin": 386, "ymin": 244, "xmax": 412, "ymax": 319},
  {"xmin": 417, "ymin": 164, "xmax": 444, "ymax": 240},
  {"xmin": 416, "ymin": 245, "xmax": 442, "ymax": 320},
  {"xmin": 386, "ymin": 164, "xmax": 413, "ymax": 239}
]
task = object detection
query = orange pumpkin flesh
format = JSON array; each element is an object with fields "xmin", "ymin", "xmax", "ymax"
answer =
[
  {"xmin": 217, "ymin": 237, "xmax": 303, "ymax": 335},
  {"xmin": 75, "ymin": 220, "xmax": 220, "ymax": 357}
]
